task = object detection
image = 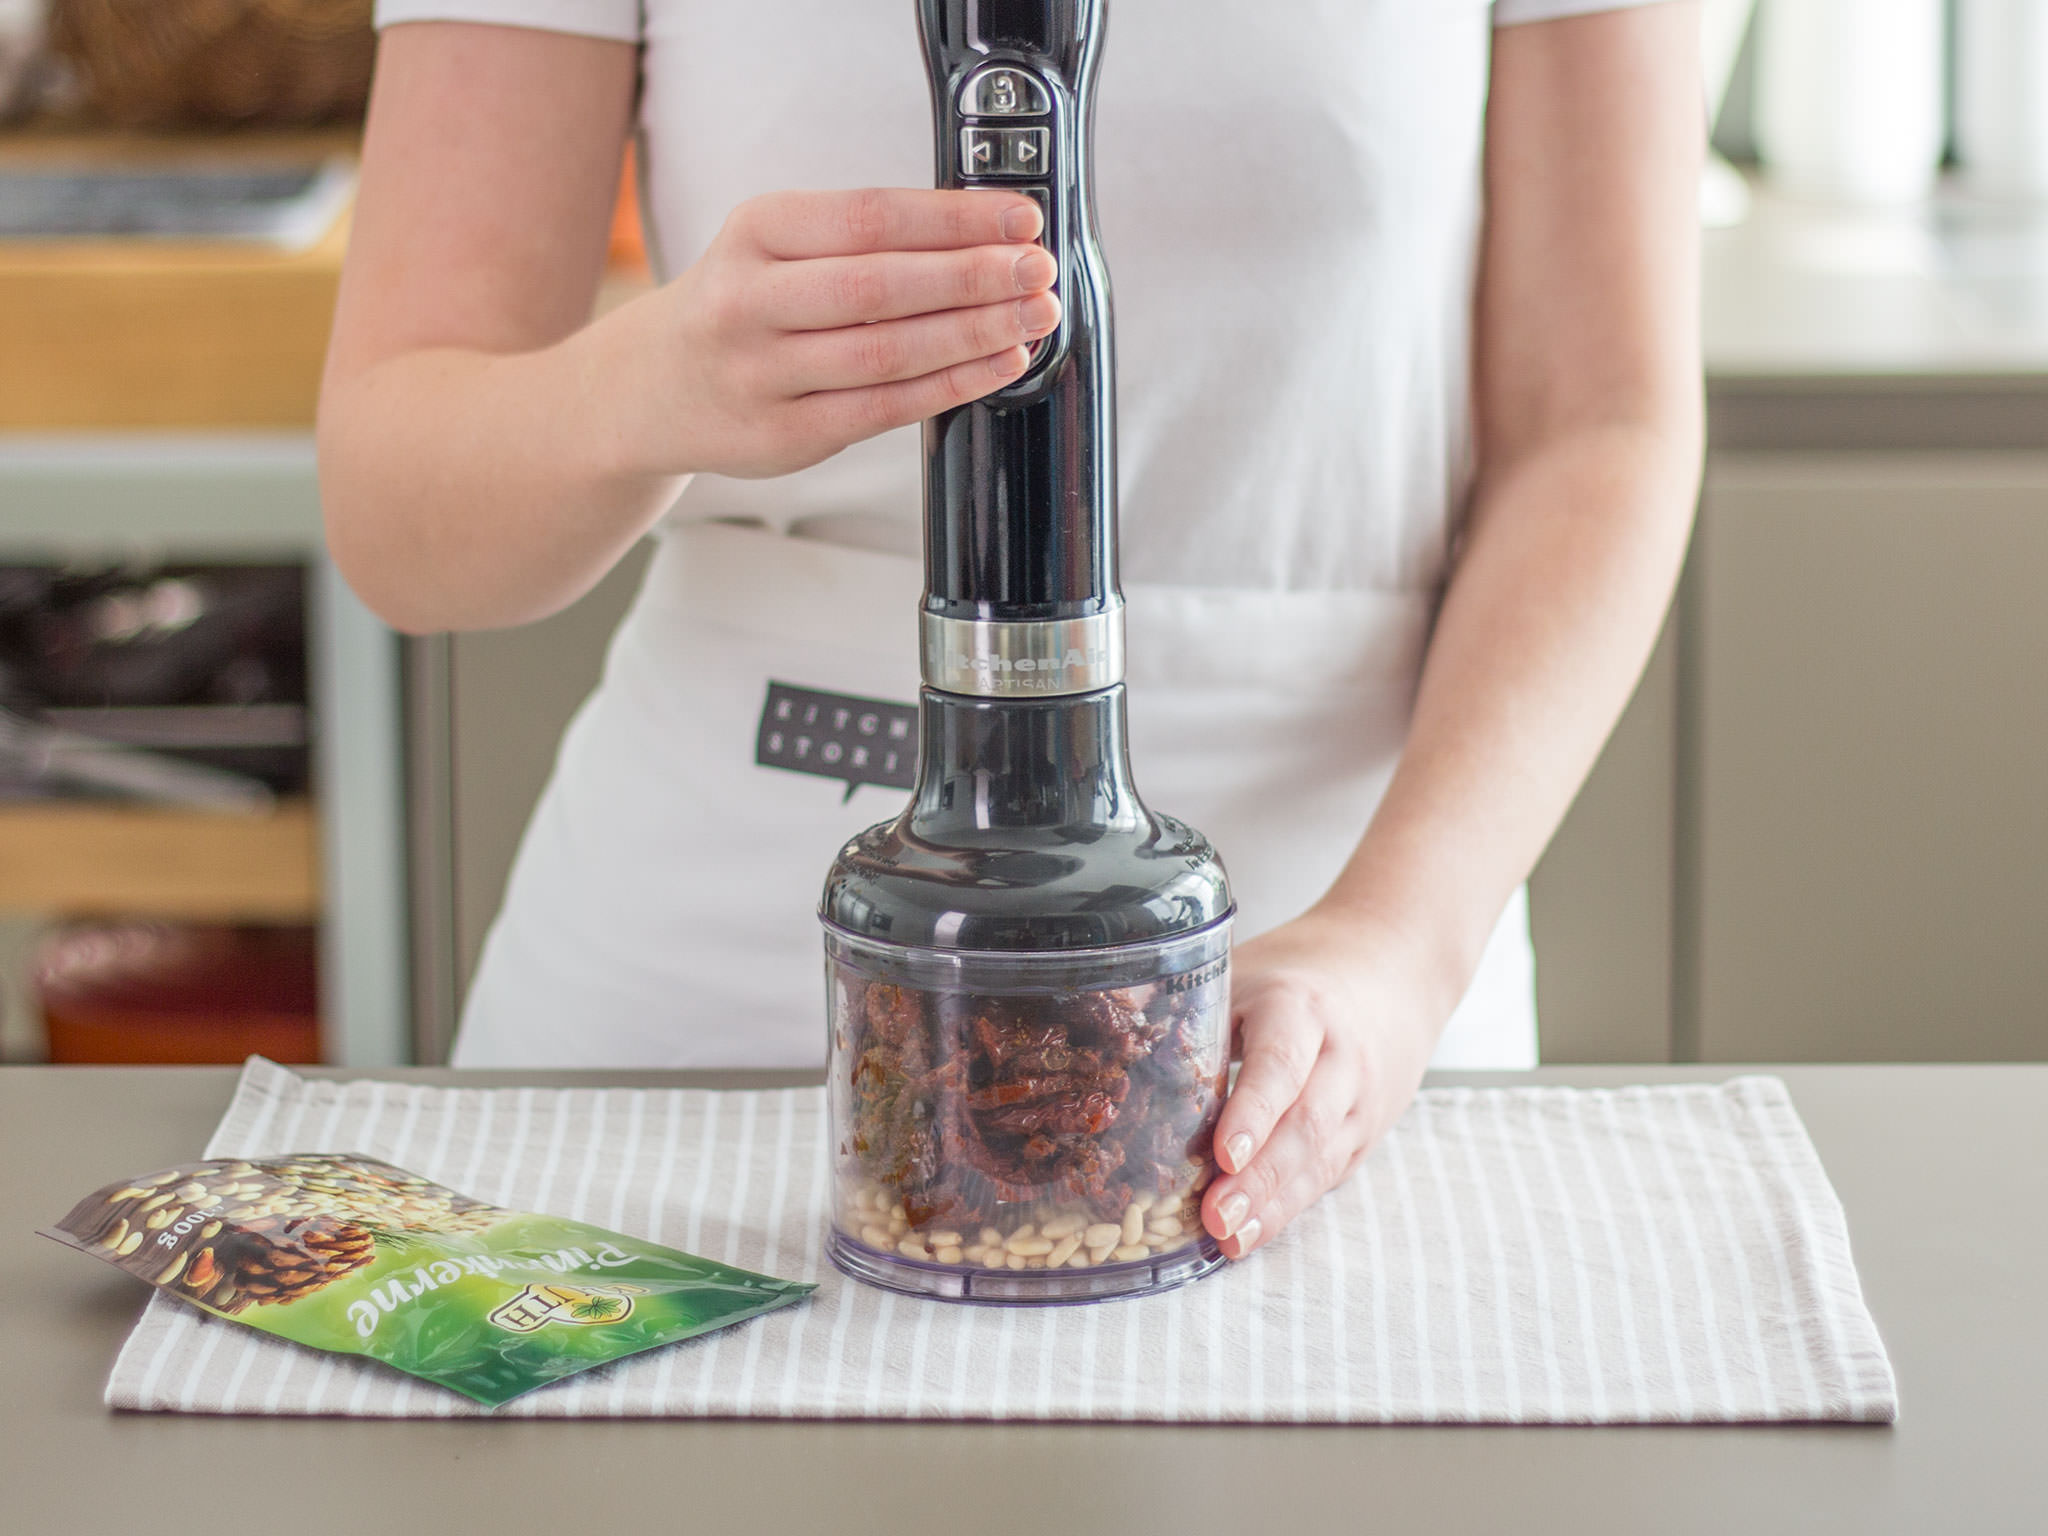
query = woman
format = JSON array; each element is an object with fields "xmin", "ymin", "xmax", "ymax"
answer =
[{"xmin": 318, "ymin": 0, "xmax": 1704, "ymax": 1262}]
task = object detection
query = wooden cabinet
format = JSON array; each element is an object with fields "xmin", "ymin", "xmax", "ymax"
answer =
[
  {"xmin": 0, "ymin": 801, "xmax": 319, "ymax": 920},
  {"xmin": 1687, "ymin": 454, "xmax": 2048, "ymax": 1061},
  {"xmin": 0, "ymin": 130, "xmax": 352, "ymax": 430}
]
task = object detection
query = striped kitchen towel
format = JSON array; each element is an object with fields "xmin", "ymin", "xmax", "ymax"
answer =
[{"xmin": 104, "ymin": 1058, "xmax": 1897, "ymax": 1423}]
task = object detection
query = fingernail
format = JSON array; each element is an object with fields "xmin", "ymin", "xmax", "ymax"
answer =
[
  {"xmin": 1217, "ymin": 1191, "xmax": 1250, "ymax": 1237},
  {"xmin": 1018, "ymin": 292, "xmax": 1059, "ymax": 337},
  {"xmin": 1011, "ymin": 248, "xmax": 1056, "ymax": 292},
  {"xmin": 1000, "ymin": 203, "xmax": 1041, "ymax": 241},
  {"xmin": 1224, "ymin": 1133, "xmax": 1253, "ymax": 1173},
  {"xmin": 989, "ymin": 346, "xmax": 1028, "ymax": 377},
  {"xmin": 1231, "ymin": 1217, "xmax": 1262, "ymax": 1256}
]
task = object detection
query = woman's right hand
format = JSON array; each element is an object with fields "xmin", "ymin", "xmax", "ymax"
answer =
[
  {"xmin": 324, "ymin": 27, "xmax": 1062, "ymax": 630},
  {"xmin": 610, "ymin": 187, "xmax": 1061, "ymax": 482}
]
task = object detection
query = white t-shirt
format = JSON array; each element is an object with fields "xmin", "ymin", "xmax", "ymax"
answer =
[{"xmin": 366, "ymin": 0, "xmax": 1676, "ymax": 1071}]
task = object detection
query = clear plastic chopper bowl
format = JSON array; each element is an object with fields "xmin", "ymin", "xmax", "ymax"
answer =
[{"xmin": 823, "ymin": 919, "xmax": 1231, "ymax": 1304}]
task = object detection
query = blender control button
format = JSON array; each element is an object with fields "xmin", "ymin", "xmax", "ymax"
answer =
[
  {"xmin": 960, "ymin": 65, "xmax": 1051, "ymax": 118},
  {"xmin": 962, "ymin": 182, "xmax": 1048, "ymax": 233},
  {"xmin": 962, "ymin": 127, "xmax": 1050, "ymax": 178}
]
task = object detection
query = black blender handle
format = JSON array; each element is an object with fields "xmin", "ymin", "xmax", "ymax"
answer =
[
  {"xmin": 921, "ymin": 0, "xmax": 1100, "ymax": 398},
  {"xmin": 917, "ymin": 0, "xmax": 1116, "ymax": 622}
]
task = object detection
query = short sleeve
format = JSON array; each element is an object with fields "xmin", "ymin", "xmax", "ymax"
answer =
[
  {"xmin": 373, "ymin": 0, "xmax": 641, "ymax": 42},
  {"xmin": 1493, "ymin": 0, "xmax": 1679, "ymax": 25}
]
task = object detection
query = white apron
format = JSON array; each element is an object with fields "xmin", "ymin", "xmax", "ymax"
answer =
[{"xmin": 453, "ymin": 523, "xmax": 1536, "ymax": 1070}]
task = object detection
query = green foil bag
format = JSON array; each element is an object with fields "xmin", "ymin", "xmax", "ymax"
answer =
[{"xmin": 43, "ymin": 1153, "xmax": 815, "ymax": 1407}]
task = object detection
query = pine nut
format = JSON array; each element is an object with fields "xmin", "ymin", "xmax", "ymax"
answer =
[
  {"xmin": 890, "ymin": 1203, "xmax": 908, "ymax": 1222},
  {"xmin": 1008, "ymin": 1224, "xmax": 1037, "ymax": 1243},
  {"xmin": 116, "ymin": 1230, "xmax": 144, "ymax": 1256},
  {"xmin": 1133, "ymin": 1192, "xmax": 1157, "ymax": 1214},
  {"xmin": 925, "ymin": 1230, "xmax": 962, "ymax": 1248},
  {"xmin": 1148, "ymin": 1216, "xmax": 1184, "ymax": 1239},
  {"xmin": 979, "ymin": 1227, "xmax": 1003, "ymax": 1248},
  {"xmin": 898, "ymin": 1236, "xmax": 930, "ymax": 1260},
  {"xmin": 1067, "ymin": 1249, "xmax": 1090, "ymax": 1268},
  {"xmin": 936, "ymin": 1246, "xmax": 965, "ymax": 1265},
  {"xmin": 1087, "ymin": 1244, "xmax": 1115, "ymax": 1266},
  {"xmin": 98, "ymin": 1218, "xmax": 129, "ymax": 1251},
  {"xmin": 1047, "ymin": 1234, "xmax": 1082, "ymax": 1267},
  {"xmin": 1113, "ymin": 1244, "xmax": 1150, "ymax": 1262},
  {"xmin": 861, "ymin": 1224, "xmax": 893, "ymax": 1249},
  {"xmin": 1084, "ymin": 1223, "xmax": 1122, "ymax": 1249},
  {"xmin": 1006, "ymin": 1237, "xmax": 1054, "ymax": 1257},
  {"xmin": 982, "ymin": 1250, "xmax": 1007, "ymax": 1268},
  {"xmin": 1121, "ymin": 1205, "xmax": 1144, "ymax": 1246},
  {"xmin": 1041, "ymin": 1213, "xmax": 1085, "ymax": 1240},
  {"xmin": 1006, "ymin": 1253, "xmax": 1027, "ymax": 1270}
]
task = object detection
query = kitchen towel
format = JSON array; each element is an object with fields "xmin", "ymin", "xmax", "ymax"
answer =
[{"xmin": 105, "ymin": 1058, "xmax": 1898, "ymax": 1423}]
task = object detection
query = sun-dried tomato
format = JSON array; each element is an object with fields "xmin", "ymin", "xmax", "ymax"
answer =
[{"xmin": 840, "ymin": 961, "xmax": 1225, "ymax": 1224}]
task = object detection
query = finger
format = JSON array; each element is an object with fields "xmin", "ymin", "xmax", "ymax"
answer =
[
  {"xmin": 797, "ymin": 346, "xmax": 1033, "ymax": 445},
  {"xmin": 1211, "ymin": 993, "xmax": 1324, "ymax": 1178},
  {"xmin": 737, "ymin": 187, "xmax": 1042, "ymax": 260},
  {"xmin": 779, "ymin": 291, "xmax": 1060, "ymax": 391},
  {"xmin": 762, "ymin": 244, "xmax": 1057, "ymax": 331},
  {"xmin": 1204, "ymin": 1066, "xmax": 1364, "ymax": 1259}
]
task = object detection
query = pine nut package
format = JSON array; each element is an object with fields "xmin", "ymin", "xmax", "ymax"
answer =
[{"xmin": 42, "ymin": 1153, "xmax": 815, "ymax": 1407}]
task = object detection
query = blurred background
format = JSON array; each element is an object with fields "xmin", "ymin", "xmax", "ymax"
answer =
[{"xmin": 0, "ymin": 0, "xmax": 2042, "ymax": 1069}]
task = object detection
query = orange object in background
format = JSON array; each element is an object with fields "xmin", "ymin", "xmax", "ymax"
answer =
[
  {"xmin": 37, "ymin": 922, "xmax": 320, "ymax": 1065},
  {"xmin": 610, "ymin": 143, "xmax": 649, "ymax": 274}
]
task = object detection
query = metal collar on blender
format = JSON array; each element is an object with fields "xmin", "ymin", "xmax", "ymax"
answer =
[{"xmin": 919, "ymin": 607, "xmax": 1125, "ymax": 698}]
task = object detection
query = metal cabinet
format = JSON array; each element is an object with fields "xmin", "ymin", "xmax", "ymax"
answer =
[{"xmin": 0, "ymin": 435, "xmax": 410, "ymax": 1067}]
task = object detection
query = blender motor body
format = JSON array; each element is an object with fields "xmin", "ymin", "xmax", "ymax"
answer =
[{"xmin": 821, "ymin": 0, "xmax": 1234, "ymax": 1304}]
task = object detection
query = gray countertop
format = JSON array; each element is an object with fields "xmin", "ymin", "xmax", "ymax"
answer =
[
  {"xmin": 1702, "ymin": 181, "xmax": 2048, "ymax": 451},
  {"xmin": 3, "ymin": 1063, "xmax": 2044, "ymax": 1536},
  {"xmin": 1705, "ymin": 182, "xmax": 2048, "ymax": 381}
]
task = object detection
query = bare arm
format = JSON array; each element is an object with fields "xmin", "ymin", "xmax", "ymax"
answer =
[
  {"xmin": 1204, "ymin": 3, "xmax": 1705, "ymax": 1257},
  {"xmin": 319, "ymin": 23, "xmax": 1056, "ymax": 633},
  {"xmin": 318, "ymin": 24, "xmax": 646, "ymax": 632}
]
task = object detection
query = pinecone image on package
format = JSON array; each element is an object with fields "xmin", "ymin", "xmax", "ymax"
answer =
[{"xmin": 43, "ymin": 1154, "xmax": 814, "ymax": 1407}]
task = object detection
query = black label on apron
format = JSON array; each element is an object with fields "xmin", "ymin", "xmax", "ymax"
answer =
[{"xmin": 755, "ymin": 682, "xmax": 917, "ymax": 799}]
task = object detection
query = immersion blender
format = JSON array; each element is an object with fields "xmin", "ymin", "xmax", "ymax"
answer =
[{"xmin": 819, "ymin": 0, "xmax": 1236, "ymax": 1304}]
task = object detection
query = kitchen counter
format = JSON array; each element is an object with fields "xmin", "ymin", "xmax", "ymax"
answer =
[
  {"xmin": 3, "ymin": 1064, "xmax": 2043, "ymax": 1535},
  {"xmin": 1702, "ymin": 181, "xmax": 2048, "ymax": 453}
]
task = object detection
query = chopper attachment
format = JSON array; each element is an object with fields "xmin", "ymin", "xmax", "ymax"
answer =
[{"xmin": 819, "ymin": 0, "xmax": 1234, "ymax": 1304}]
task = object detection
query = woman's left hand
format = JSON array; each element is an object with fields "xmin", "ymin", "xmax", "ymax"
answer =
[{"xmin": 1199, "ymin": 909, "xmax": 1449, "ymax": 1259}]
